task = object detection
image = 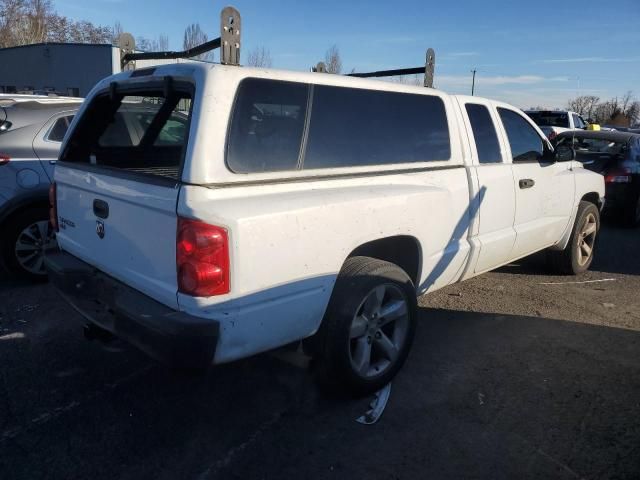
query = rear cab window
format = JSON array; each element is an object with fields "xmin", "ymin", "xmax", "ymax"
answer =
[
  {"xmin": 227, "ymin": 78, "xmax": 451, "ymax": 174},
  {"xmin": 526, "ymin": 111, "xmax": 570, "ymax": 129},
  {"xmin": 60, "ymin": 85, "xmax": 192, "ymax": 182},
  {"xmin": 465, "ymin": 103, "xmax": 502, "ymax": 164}
]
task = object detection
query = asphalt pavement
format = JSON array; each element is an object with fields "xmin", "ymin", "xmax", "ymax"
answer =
[{"xmin": 1, "ymin": 224, "xmax": 639, "ymax": 479}]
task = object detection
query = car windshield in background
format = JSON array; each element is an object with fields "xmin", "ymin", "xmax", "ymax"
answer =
[
  {"xmin": 61, "ymin": 91, "xmax": 191, "ymax": 180},
  {"xmin": 526, "ymin": 111, "xmax": 570, "ymax": 128},
  {"xmin": 558, "ymin": 136, "xmax": 628, "ymax": 157}
]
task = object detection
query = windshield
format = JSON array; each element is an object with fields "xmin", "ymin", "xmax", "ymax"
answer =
[
  {"xmin": 526, "ymin": 111, "xmax": 570, "ymax": 128},
  {"xmin": 557, "ymin": 136, "xmax": 628, "ymax": 160}
]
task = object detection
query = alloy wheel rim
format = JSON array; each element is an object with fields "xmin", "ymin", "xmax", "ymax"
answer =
[
  {"xmin": 576, "ymin": 213, "xmax": 597, "ymax": 267},
  {"xmin": 14, "ymin": 221, "xmax": 57, "ymax": 275},
  {"xmin": 348, "ymin": 283, "xmax": 410, "ymax": 378}
]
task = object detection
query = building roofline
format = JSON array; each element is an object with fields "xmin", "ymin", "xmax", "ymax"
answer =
[{"xmin": 0, "ymin": 42, "xmax": 116, "ymax": 52}]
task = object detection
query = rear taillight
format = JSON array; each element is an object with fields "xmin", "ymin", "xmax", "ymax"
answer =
[
  {"xmin": 0, "ymin": 153, "xmax": 9, "ymax": 166},
  {"xmin": 49, "ymin": 182, "xmax": 58, "ymax": 232},
  {"xmin": 548, "ymin": 131, "xmax": 558, "ymax": 142},
  {"xmin": 177, "ymin": 218, "xmax": 230, "ymax": 297},
  {"xmin": 605, "ymin": 167, "xmax": 632, "ymax": 184}
]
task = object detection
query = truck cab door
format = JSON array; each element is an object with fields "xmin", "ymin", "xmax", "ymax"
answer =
[
  {"xmin": 456, "ymin": 98, "xmax": 517, "ymax": 275},
  {"xmin": 32, "ymin": 112, "xmax": 75, "ymax": 181},
  {"xmin": 496, "ymin": 107, "xmax": 575, "ymax": 260}
]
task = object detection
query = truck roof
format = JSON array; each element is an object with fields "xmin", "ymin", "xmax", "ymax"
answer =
[{"xmin": 102, "ymin": 62, "xmax": 499, "ymax": 105}]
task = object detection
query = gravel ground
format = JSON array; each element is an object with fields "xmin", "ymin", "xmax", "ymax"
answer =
[{"xmin": 1, "ymin": 224, "xmax": 639, "ymax": 480}]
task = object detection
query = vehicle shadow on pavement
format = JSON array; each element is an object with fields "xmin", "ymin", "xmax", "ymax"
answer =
[
  {"xmin": 2, "ymin": 298, "xmax": 639, "ymax": 479},
  {"xmin": 590, "ymin": 224, "xmax": 640, "ymax": 276},
  {"xmin": 236, "ymin": 307, "xmax": 640, "ymax": 480}
]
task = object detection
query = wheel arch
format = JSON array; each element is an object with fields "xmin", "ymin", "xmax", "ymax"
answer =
[
  {"xmin": 581, "ymin": 191, "xmax": 603, "ymax": 210},
  {"xmin": 551, "ymin": 192, "xmax": 602, "ymax": 251},
  {"xmin": 346, "ymin": 235, "xmax": 422, "ymax": 287},
  {"xmin": 0, "ymin": 190, "xmax": 49, "ymax": 227},
  {"xmin": 0, "ymin": 191, "xmax": 50, "ymax": 275}
]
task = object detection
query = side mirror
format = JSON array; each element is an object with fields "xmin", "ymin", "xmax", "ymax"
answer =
[{"xmin": 555, "ymin": 144, "xmax": 576, "ymax": 162}]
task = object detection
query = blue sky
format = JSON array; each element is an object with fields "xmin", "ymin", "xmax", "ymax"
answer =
[{"xmin": 56, "ymin": 0, "xmax": 640, "ymax": 109}]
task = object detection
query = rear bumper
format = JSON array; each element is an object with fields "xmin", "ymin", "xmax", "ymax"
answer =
[{"xmin": 45, "ymin": 250, "xmax": 219, "ymax": 368}]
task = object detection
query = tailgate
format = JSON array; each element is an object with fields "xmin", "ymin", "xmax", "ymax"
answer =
[{"xmin": 54, "ymin": 84, "xmax": 194, "ymax": 309}]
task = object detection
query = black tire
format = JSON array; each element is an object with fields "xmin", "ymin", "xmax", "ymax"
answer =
[
  {"xmin": 311, "ymin": 256, "xmax": 417, "ymax": 396},
  {"xmin": 547, "ymin": 201, "xmax": 600, "ymax": 275},
  {"xmin": 1, "ymin": 207, "xmax": 53, "ymax": 281}
]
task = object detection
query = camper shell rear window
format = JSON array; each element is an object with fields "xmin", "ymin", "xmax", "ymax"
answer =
[{"xmin": 60, "ymin": 83, "xmax": 193, "ymax": 181}]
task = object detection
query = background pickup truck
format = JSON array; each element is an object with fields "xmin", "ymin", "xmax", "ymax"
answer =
[
  {"xmin": 525, "ymin": 109, "xmax": 588, "ymax": 141},
  {"xmin": 46, "ymin": 63, "xmax": 605, "ymax": 395}
]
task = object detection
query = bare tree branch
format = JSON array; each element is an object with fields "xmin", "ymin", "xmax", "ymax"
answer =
[
  {"xmin": 0, "ymin": 0, "xmax": 112, "ymax": 47},
  {"xmin": 246, "ymin": 46, "xmax": 272, "ymax": 68},
  {"xmin": 568, "ymin": 93, "xmax": 639, "ymax": 125},
  {"xmin": 183, "ymin": 23, "xmax": 213, "ymax": 61},
  {"xmin": 324, "ymin": 45, "xmax": 342, "ymax": 74}
]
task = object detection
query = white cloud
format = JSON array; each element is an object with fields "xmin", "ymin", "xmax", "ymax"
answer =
[
  {"xmin": 541, "ymin": 57, "xmax": 640, "ymax": 64},
  {"xmin": 436, "ymin": 74, "xmax": 568, "ymax": 87}
]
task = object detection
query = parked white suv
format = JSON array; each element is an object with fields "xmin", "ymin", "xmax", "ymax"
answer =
[{"xmin": 46, "ymin": 64, "xmax": 604, "ymax": 394}]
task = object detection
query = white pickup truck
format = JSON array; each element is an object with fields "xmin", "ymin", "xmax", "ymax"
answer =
[
  {"xmin": 46, "ymin": 63, "xmax": 604, "ymax": 394},
  {"xmin": 525, "ymin": 110, "xmax": 588, "ymax": 140}
]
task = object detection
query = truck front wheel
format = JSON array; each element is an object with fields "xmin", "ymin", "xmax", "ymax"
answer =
[
  {"xmin": 547, "ymin": 201, "xmax": 600, "ymax": 275},
  {"xmin": 312, "ymin": 256, "xmax": 417, "ymax": 396}
]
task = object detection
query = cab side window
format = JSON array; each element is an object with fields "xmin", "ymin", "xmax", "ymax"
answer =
[
  {"xmin": 498, "ymin": 108, "xmax": 544, "ymax": 162},
  {"xmin": 304, "ymin": 86, "xmax": 450, "ymax": 169},
  {"xmin": 572, "ymin": 114, "xmax": 585, "ymax": 129},
  {"xmin": 465, "ymin": 103, "xmax": 501, "ymax": 164}
]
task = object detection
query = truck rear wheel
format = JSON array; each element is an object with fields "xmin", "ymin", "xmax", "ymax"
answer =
[
  {"xmin": 312, "ymin": 256, "xmax": 417, "ymax": 396},
  {"xmin": 547, "ymin": 201, "xmax": 600, "ymax": 275}
]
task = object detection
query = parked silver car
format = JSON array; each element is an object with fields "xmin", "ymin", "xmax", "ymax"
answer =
[{"xmin": 0, "ymin": 96, "xmax": 82, "ymax": 279}]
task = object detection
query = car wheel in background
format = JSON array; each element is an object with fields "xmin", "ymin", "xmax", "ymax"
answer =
[
  {"xmin": 311, "ymin": 256, "xmax": 417, "ymax": 396},
  {"xmin": 547, "ymin": 201, "xmax": 600, "ymax": 275},
  {"xmin": 1, "ymin": 207, "xmax": 56, "ymax": 281}
]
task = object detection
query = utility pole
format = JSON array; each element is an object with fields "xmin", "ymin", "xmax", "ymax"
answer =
[{"xmin": 471, "ymin": 69, "xmax": 477, "ymax": 96}]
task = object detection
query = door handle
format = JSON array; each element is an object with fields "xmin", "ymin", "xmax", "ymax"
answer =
[
  {"xmin": 93, "ymin": 199, "xmax": 109, "ymax": 219},
  {"xmin": 519, "ymin": 179, "xmax": 535, "ymax": 189}
]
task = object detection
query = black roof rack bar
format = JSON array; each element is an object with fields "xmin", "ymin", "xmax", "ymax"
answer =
[
  {"xmin": 347, "ymin": 66, "xmax": 424, "ymax": 78},
  {"xmin": 118, "ymin": 6, "xmax": 241, "ymax": 70},
  {"xmin": 345, "ymin": 48, "xmax": 436, "ymax": 88},
  {"xmin": 122, "ymin": 37, "xmax": 222, "ymax": 65}
]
